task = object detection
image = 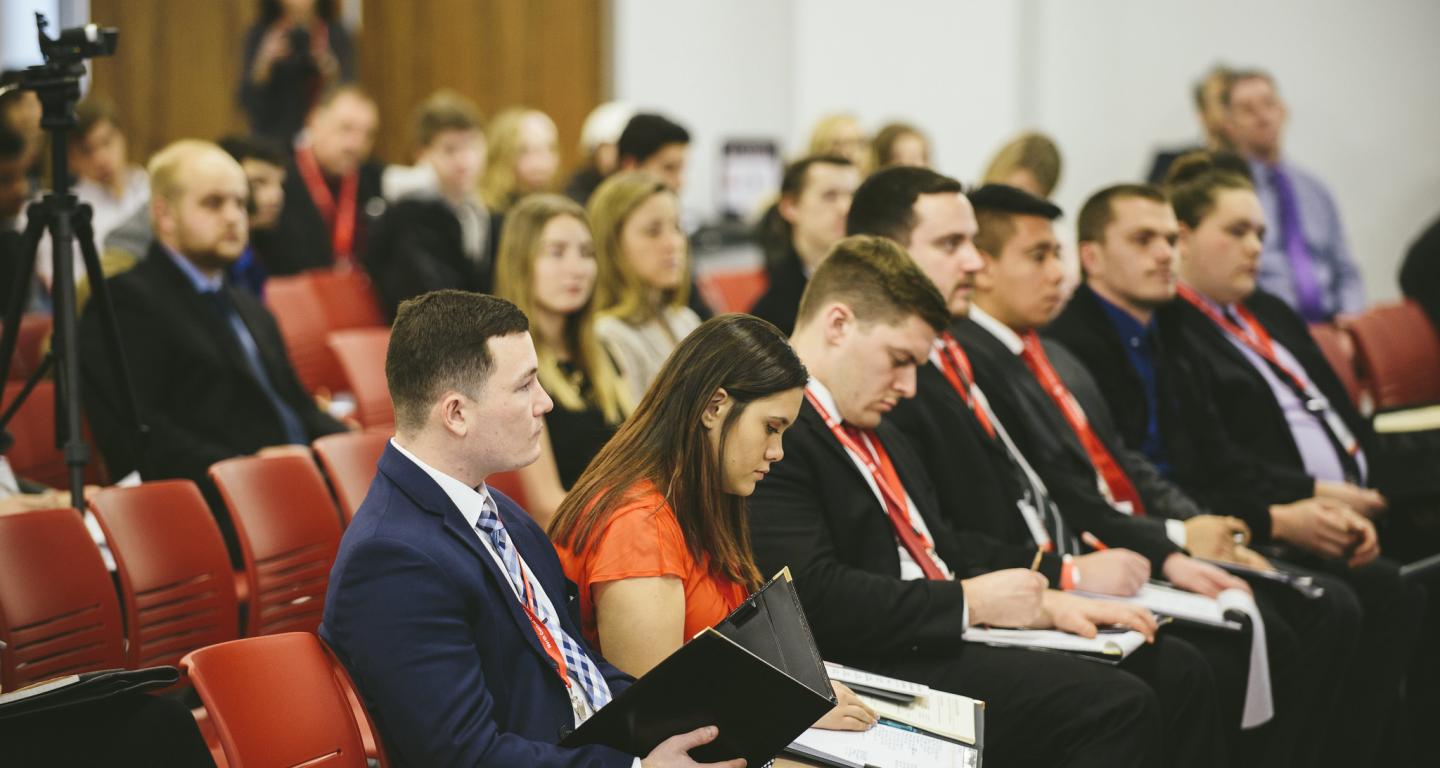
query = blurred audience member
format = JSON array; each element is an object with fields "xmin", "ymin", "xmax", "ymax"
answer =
[
  {"xmin": 565, "ymin": 101, "xmax": 635, "ymax": 205},
  {"xmin": 240, "ymin": 0, "xmax": 355, "ymax": 142},
  {"xmin": 1399, "ymin": 212, "xmax": 1440, "ymax": 331},
  {"xmin": 479, "ymin": 107, "xmax": 559, "ymax": 214},
  {"xmin": 808, "ymin": 112, "xmax": 870, "ymax": 174},
  {"xmin": 370, "ymin": 90, "xmax": 493, "ymax": 316},
  {"xmin": 494, "ymin": 194, "xmax": 630, "ymax": 525},
  {"xmin": 750, "ymin": 154, "xmax": 859, "ymax": 335},
  {"xmin": 1224, "ymin": 69, "xmax": 1363, "ymax": 321},
  {"xmin": 617, "ymin": 112, "xmax": 691, "ymax": 193},
  {"xmin": 1147, "ymin": 64, "xmax": 1234, "ymax": 185},
  {"xmin": 0, "ymin": 85, "xmax": 42, "ymax": 181},
  {"xmin": 871, "ymin": 121, "xmax": 929, "ymax": 169},
  {"xmin": 984, "ymin": 131, "xmax": 1063, "ymax": 199},
  {"xmin": 268, "ymin": 84, "xmax": 382, "ymax": 275},
  {"xmin": 590, "ymin": 171, "xmax": 700, "ymax": 403}
]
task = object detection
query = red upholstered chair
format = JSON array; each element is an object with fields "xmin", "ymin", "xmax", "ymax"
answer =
[
  {"xmin": 0, "ymin": 506, "xmax": 125, "ymax": 691},
  {"xmin": 208, "ymin": 453, "xmax": 343, "ymax": 636},
  {"xmin": 181, "ymin": 633, "xmax": 372, "ymax": 768},
  {"xmin": 88, "ymin": 481, "xmax": 241, "ymax": 669},
  {"xmin": 327, "ymin": 328, "xmax": 393, "ymax": 430},
  {"xmin": 313, "ymin": 430, "xmax": 389, "ymax": 524},
  {"xmin": 1345, "ymin": 300, "xmax": 1440, "ymax": 410},
  {"xmin": 697, "ymin": 267, "xmax": 769, "ymax": 314},
  {"xmin": 487, "ymin": 469, "xmax": 529, "ymax": 511},
  {"xmin": 3, "ymin": 313, "xmax": 52, "ymax": 381},
  {"xmin": 265, "ymin": 270, "xmax": 386, "ymax": 397},
  {"xmin": 1, "ymin": 380, "xmax": 109, "ymax": 487},
  {"xmin": 1308, "ymin": 322, "xmax": 1365, "ymax": 408}
]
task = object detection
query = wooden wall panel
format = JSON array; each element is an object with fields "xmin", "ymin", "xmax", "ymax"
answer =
[
  {"xmin": 86, "ymin": 0, "xmax": 254, "ymax": 164},
  {"xmin": 360, "ymin": 0, "xmax": 605, "ymax": 169}
]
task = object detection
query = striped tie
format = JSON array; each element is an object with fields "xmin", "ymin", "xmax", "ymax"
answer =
[{"xmin": 474, "ymin": 497, "xmax": 613, "ymax": 712}]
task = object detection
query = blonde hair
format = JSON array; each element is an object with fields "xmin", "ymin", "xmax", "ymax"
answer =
[
  {"xmin": 494, "ymin": 193, "xmax": 631, "ymax": 424},
  {"xmin": 587, "ymin": 171, "xmax": 690, "ymax": 324},
  {"xmin": 147, "ymin": 139, "xmax": 234, "ymax": 204},
  {"xmin": 808, "ymin": 113, "xmax": 868, "ymax": 172},
  {"xmin": 983, "ymin": 131, "xmax": 1063, "ymax": 198},
  {"xmin": 480, "ymin": 107, "xmax": 556, "ymax": 211}
]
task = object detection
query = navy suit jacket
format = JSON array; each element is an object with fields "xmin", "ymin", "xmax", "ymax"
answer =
[{"xmin": 320, "ymin": 443, "xmax": 634, "ymax": 768}]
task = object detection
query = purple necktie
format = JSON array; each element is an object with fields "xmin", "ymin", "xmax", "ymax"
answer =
[{"xmin": 1269, "ymin": 165, "xmax": 1327, "ymax": 322}]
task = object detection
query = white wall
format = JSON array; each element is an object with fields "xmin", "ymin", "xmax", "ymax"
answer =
[{"xmin": 612, "ymin": 0, "xmax": 1440, "ymax": 301}]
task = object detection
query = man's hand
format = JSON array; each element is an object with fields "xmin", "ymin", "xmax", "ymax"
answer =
[
  {"xmin": 1070, "ymin": 549, "xmax": 1149, "ymax": 596},
  {"xmin": 1315, "ymin": 480, "xmax": 1387, "ymax": 518},
  {"xmin": 1229, "ymin": 546, "xmax": 1276, "ymax": 571},
  {"xmin": 1183, "ymin": 515, "xmax": 1250, "ymax": 559},
  {"xmin": 641, "ymin": 726, "xmax": 746, "ymax": 768},
  {"xmin": 1271, "ymin": 498, "xmax": 1361, "ymax": 559},
  {"xmin": 1161, "ymin": 553, "xmax": 1250, "ymax": 598},
  {"xmin": 1341, "ymin": 507, "xmax": 1380, "ymax": 568},
  {"xmin": 960, "ymin": 568, "xmax": 1047, "ymax": 628},
  {"xmin": 1039, "ymin": 591, "xmax": 1159, "ymax": 642}
]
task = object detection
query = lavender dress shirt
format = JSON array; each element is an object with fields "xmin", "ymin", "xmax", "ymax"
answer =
[{"xmin": 1249, "ymin": 158, "xmax": 1365, "ymax": 319}]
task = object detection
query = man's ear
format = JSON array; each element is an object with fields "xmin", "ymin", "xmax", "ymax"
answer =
[
  {"xmin": 972, "ymin": 249, "xmax": 998, "ymax": 294},
  {"xmin": 820, "ymin": 302, "xmax": 855, "ymax": 347},
  {"xmin": 778, "ymin": 194, "xmax": 800, "ymax": 225},
  {"xmin": 437, "ymin": 391, "xmax": 471, "ymax": 437},
  {"xmin": 1077, "ymin": 241, "xmax": 1102, "ymax": 279},
  {"xmin": 701, "ymin": 387, "xmax": 732, "ymax": 431}
]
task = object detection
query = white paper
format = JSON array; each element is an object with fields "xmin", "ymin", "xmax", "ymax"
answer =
[
  {"xmin": 789, "ymin": 722, "xmax": 978, "ymax": 768},
  {"xmin": 824, "ymin": 662, "xmax": 930, "ymax": 698},
  {"xmin": 1217, "ymin": 589, "xmax": 1274, "ymax": 729},
  {"xmin": 1073, "ymin": 583, "xmax": 1243, "ymax": 630},
  {"xmin": 961, "ymin": 626, "xmax": 1146, "ymax": 658}
]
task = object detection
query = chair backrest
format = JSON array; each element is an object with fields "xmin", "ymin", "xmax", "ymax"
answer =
[
  {"xmin": 487, "ymin": 470, "xmax": 529, "ymax": 511},
  {"xmin": 1308, "ymin": 323, "xmax": 1365, "ymax": 408},
  {"xmin": 182, "ymin": 633, "xmax": 369, "ymax": 768},
  {"xmin": 697, "ymin": 267, "xmax": 769, "ymax": 314},
  {"xmin": 3, "ymin": 313, "xmax": 52, "ymax": 381},
  {"xmin": 327, "ymin": 329, "xmax": 393, "ymax": 430},
  {"xmin": 0, "ymin": 380, "xmax": 108, "ymax": 492},
  {"xmin": 1346, "ymin": 300, "xmax": 1440, "ymax": 410},
  {"xmin": 0, "ymin": 506, "xmax": 125, "ymax": 691},
  {"xmin": 312, "ymin": 431, "xmax": 389, "ymax": 524},
  {"xmin": 209, "ymin": 454, "xmax": 343, "ymax": 636},
  {"xmin": 89, "ymin": 480, "xmax": 240, "ymax": 669},
  {"xmin": 266, "ymin": 271, "xmax": 386, "ymax": 397}
]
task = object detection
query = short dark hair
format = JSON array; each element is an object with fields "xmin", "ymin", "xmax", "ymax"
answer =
[
  {"xmin": 1076, "ymin": 184, "xmax": 1168, "ymax": 245},
  {"xmin": 968, "ymin": 183, "xmax": 1062, "ymax": 257},
  {"xmin": 0, "ymin": 121, "xmax": 24, "ymax": 161},
  {"xmin": 846, "ymin": 165, "xmax": 963, "ymax": 244},
  {"xmin": 796, "ymin": 235, "xmax": 949, "ymax": 333},
  {"xmin": 412, "ymin": 89, "xmax": 483, "ymax": 149},
  {"xmin": 871, "ymin": 122, "xmax": 928, "ymax": 169},
  {"xmin": 1163, "ymin": 151, "xmax": 1254, "ymax": 229},
  {"xmin": 71, "ymin": 95, "xmax": 119, "ymax": 146},
  {"xmin": 387, "ymin": 291, "xmax": 530, "ymax": 433},
  {"xmin": 617, "ymin": 113, "xmax": 690, "ymax": 165},
  {"xmin": 780, "ymin": 154, "xmax": 853, "ymax": 200},
  {"xmin": 217, "ymin": 134, "xmax": 288, "ymax": 168}
]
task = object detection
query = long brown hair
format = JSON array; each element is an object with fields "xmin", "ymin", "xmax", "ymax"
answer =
[
  {"xmin": 549, "ymin": 314, "xmax": 807, "ymax": 588},
  {"xmin": 493, "ymin": 193, "xmax": 630, "ymax": 424}
]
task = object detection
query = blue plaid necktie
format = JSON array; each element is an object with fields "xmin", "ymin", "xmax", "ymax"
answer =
[{"xmin": 474, "ymin": 495, "xmax": 613, "ymax": 713}]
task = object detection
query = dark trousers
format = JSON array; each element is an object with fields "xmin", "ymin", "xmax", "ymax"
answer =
[{"xmin": 866, "ymin": 635, "xmax": 1225, "ymax": 768}]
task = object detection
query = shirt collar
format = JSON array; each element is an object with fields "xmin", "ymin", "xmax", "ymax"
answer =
[
  {"xmin": 804, "ymin": 376, "xmax": 844, "ymax": 426},
  {"xmin": 162, "ymin": 246, "xmax": 224, "ymax": 294},
  {"xmin": 389, "ymin": 438, "xmax": 495, "ymax": 531},
  {"xmin": 968, "ymin": 305, "xmax": 1025, "ymax": 356},
  {"xmin": 1092, "ymin": 290, "xmax": 1154, "ymax": 343}
]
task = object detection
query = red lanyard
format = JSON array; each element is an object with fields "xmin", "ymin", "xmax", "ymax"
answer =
[
  {"xmin": 805, "ymin": 386, "xmax": 947, "ymax": 580},
  {"xmin": 513, "ymin": 556, "xmax": 572, "ymax": 690},
  {"xmin": 1019, "ymin": 331, "xmax": 1147, "ymax": 516},
  {"xmin": 934, "ymin": 333, "xmax": 995, "ymax": 438},
  {"xmin": 294, "ymin": 144, "xmax": 359, "ymax": 267}
]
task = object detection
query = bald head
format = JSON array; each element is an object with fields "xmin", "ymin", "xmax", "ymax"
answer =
[{"xmin": 148, "ymin": 140, "xmax": 249, "ymax": 272}]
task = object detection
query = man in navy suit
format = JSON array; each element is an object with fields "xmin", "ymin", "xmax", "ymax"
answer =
[{"xmin": 320, "ymin": 290, "xmax": 741, "ymax": 768}]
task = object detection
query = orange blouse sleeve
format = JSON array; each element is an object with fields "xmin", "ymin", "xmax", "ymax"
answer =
[{"xmin": 583, "ymin": 490, "xmax": 695, "ymax": 586}]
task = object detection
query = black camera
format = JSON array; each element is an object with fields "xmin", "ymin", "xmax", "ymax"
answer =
[{"xmin": 35, "ymin": 13, "xmax": 119, "ymax": 65}]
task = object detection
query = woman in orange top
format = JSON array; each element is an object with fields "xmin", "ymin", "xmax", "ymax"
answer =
[{"xmin": 551, "ymin": 313, "xmax": 878, "ymax": 732}]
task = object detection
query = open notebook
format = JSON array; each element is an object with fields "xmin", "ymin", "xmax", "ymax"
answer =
[
  {"xmin": 561, "ymin": 568, "xmax": 835, "ymax": 765},
  {"xmin": 786, "ymin": 664, "xmax": 983, "ymax": 768},
  {"xmin": 961, "ymin": 625, "xmax": 1147, "ymax": 663}
]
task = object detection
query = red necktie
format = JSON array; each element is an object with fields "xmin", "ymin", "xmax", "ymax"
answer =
[
  {"xmin": 843, "ymin": 425, "xmax": 949, "ymax": 579},
  {"xmin": 1019, "ymin": 332, "xmax": 1146, "ymax": 516},
  {"xmin": 935, "ymin": 333, "xmax": 996, "ymax": 438}
]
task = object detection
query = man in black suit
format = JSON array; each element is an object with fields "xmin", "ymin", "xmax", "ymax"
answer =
[
  {"xmin": 267, "ymin": 85, "xmax": 383, "ymax": 276},
  {"xmin": 749, "ymin": 234, "xmax": 1229, "ymax": 768},
  {"xmin": 749, "ymin": 155, "xmax": 859, "ymax": 335},
  {"xmin": 77, "ymin": 140, "xmax": 345, "ymax": 557}
]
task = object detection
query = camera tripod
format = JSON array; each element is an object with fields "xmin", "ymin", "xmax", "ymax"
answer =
[{"xmin": 0, "ymin": 14, "xmax": 147, "ymax": 510}]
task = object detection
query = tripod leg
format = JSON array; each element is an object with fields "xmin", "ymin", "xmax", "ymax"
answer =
[
  {"xmin": 0, "ymin": 202, "xmax": 49, "ymax": 391},
  {"xmin": 45, "ymin": 192, "xmax": 88, "ymax": 510},
  {"xmin": 73, "ymin": 206, "xmax": 149, "ymax": 479}
]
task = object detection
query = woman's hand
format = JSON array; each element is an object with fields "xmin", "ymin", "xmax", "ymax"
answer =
[{"xmin": 812, "ymin": 682, "xmax": 877, "ymax": 731}]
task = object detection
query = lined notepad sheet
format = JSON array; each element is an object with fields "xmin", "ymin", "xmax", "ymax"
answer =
[
  {"xmin": 824, "ymin": 661, "xmax": 978, "ymax": 745},
  {"xmin": 961, "ymin": 626, "xmax": 1147, "ymax": 658},
  {"xmin": 1073, "ymin": 582, "xmax": 1243, "ymax": 630},
  {"xmin": 788, "ymin": 722, "xmax": 979, "ymax": 768}
]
